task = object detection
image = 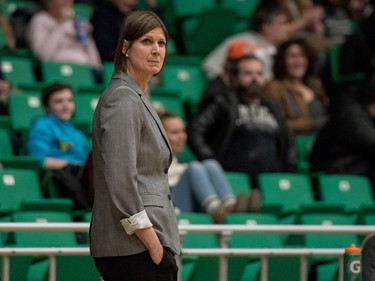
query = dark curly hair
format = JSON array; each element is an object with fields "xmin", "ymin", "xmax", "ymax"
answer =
[{"xmin": 272, "ymin": 37, "xmax": 319, "ymax": 82}]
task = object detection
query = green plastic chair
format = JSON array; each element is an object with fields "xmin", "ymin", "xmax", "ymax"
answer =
[
  {"xmin": 160, "ymin": 63, "xmax": 207, "ymax": 117},
  {"xmin": 328, "ymin": 45, "xmax": 366, "ymax": 84},
  {"xmin": 150, "ymin": 89, "xmax": 187, "ymax": 122},
  {"xmin": 295, "ymin": 134, "xmax": 316, "ymax": 173},
  {"xmin": 72, "ymin": 93, "xmax": 100, "ymax": 135},
  {"xmin": 102, "ymin": 62, "xmax": 114, "ymax": 86},
  {"xmin": 0, "ymin": 169, "xmax": 73, "ymax": 216},
  {"xmin": 0, "ymin": 128, "xmax": 42, "ymax": 171},
  {"xmin": 182, "ymin": 6, "xmax": 237, "ymax": 56},
  {"xmin": 0, "ymin": 56, "xmax": 37, "ymax": 88},
  {"xmin": 226, "ymin": 213, "xmax": 300, "ymax": 281},
  {"xmin": 220, "ymin": 0, "xmax": 261, "ymax": 32},
  {"xmin": 224, "ymin": 171, "xmax": 251, "ymax": 196},
  {"xmin": 40, "ymin": 61, "xmax": 96, "ymax": 90},
  {"xmin": 73, "ymin": 3, "xmax": 93, "ymax": 20},
  {"xmin": 318, "ymin": 174, "xmax": 375, "ymax": 213},
  {"xmin": 177, "ymin": 212, "xmax": 219, "ymax": 281}
]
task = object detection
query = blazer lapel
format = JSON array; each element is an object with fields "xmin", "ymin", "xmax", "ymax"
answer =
[{"xmin": 114, "ymin": 72, "xmax": 173, "ymax": 161}]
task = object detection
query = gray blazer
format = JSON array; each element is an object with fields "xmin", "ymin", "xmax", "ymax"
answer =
[{"xmin": 90, "ymin": 72, "xmax": 181, "ymax": 257}]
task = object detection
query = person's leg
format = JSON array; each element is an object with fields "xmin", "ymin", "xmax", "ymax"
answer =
[
  {"xmin": 93, "ymin": 248, "xmax": 178, "ymax": 281},
  {"xmin": 185, "ymin": 161, "xmax": 221, "ymax": 211},
  {"xmin": 201, "ymin": 159, "xmax": 235, "ymax": 205},
  {"xmin": 171, "ymin": 171, "xmax": 197, "ymax": 212}
]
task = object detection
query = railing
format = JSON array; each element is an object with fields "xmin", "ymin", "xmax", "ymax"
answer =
[{"xmin": 1, "ymin": 223, "xmax": 374, "ymax": 281}]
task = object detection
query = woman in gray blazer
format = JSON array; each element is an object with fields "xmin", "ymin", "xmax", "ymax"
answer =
[{"xmin": 90, "ymin": 11, "xmax": 181, "ymax": 281}]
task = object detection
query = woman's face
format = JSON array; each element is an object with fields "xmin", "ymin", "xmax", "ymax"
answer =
[
  {"xmin": 123, "ymin": 27, "xmax": 166, "ymax": 78},
  {"xmin": 163, "ymin": 117, "xmax": 187, "ymax": 154},
  {"xmin": 285, "ymin": 44, "xmax": 308, "ymax": 80},
  {"xmin": 45, "ymin": 89, "xmax": 75, "ymax": 122}
]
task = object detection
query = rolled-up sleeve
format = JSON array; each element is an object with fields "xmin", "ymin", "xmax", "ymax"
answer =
[{"xmin": 120, "ymin": 210, "xmax": 153, "ymax": 235}]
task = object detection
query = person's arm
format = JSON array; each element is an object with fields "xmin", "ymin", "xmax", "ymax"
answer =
[
  {"xmin": 100, "ymin": 87, "xmax": 163, "ymax": 258},
  {"xmin": 27, "ymin": 13, "xmax": 75, "ymax": 60},
  {"xmin": 135, "ymin": 227, "xmax": 163, "ymax": 264},
  {"xmin": 0, "ymin": 13, "xmax": 16, "ymax": 50}
]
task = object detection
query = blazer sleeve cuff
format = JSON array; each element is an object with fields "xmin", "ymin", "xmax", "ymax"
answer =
[{"xmin": 120, "ymin": 210, "xmax": 153, "ymax": 235}]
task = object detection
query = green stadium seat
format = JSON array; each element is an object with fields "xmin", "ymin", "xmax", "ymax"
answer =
[
  {"xmin": 318, "ymin": 174, "xmax": 375, "ymax": 213},
  {"xmin": 226, "ymin": 213, "xmax": 300, "ymax": 281},
  {"xmin": 0, "ymin": 128, "xmax": 41, "ymax": 171},
  {"xmin": 258, "ymin": 173, "xmax": 344, "ymax": 217},
  {"xmin": 0, "ymin": 56, "xmax": 39, "ymax": 89},
  {"xmin": 40, "ymin": 61, "xmax": 98, "ymax": 91},
  {"xmin": 295, "ymin": 134, "xmax": 316, "ymax": 173},
  {"xmin": 150, "ymin": 89, "xmax": 187, "ymax": 122},
  {"xmin": 160, "ymin": 63, "xmax": 207, "ymax": 117},
  {"xmin": 72, "ymin": 93, "xmax": 100, "ymax": 135},
  {"xmin": 0, "ymin": 168, "xmax": 73, "ymax": 216},
  {"xmin": 224, "ymin": 171, "xmax": 251, "ymax": 196},
  {"xmin": 177, "ymin": 212, "xmax": 219, "ymax": 281}
]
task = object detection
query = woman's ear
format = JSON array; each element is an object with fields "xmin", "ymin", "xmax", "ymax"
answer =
[{"xmin": 122, "ymin": 40, "xmax": 129, "ymax": 55}]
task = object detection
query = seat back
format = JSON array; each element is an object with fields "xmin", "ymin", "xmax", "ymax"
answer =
[
  {"xmin": 295, "ymin": 134, "xmax": 316, "ymax": 172},
  {"xmin": 40, "ymin": 61, "xmax": 95, "ymax": 89},
  {"xmin": 11, "ymin": 211, "xmax": 77, "ymax": 247},
  {"xmin": 150, "ymin": 89, "xmax": 187, "ymax": 122},
  {"xmin": 318, "ymin": 174, "xmax": 374, "ymax": 213},
  {"xmin": 300, "ymin": 213, "xmax": 359, "ymax": 248},
  {"xmin": 0, "ymin": 128, "xmax": 13, "ymax": 156},
  {"xmin": 0, "ymin": 56, "xmax": 36, "ymax": 87},
  {"xmin": 8, "ymin": 93, "xmax": 43, "ymax": 132},
  {"xmin": 225, "ymin": 171, "xmax": 251, "ymax": 196},
  {"xmin": 258, "ymin": 173, "xmax": 315, "ymax": 214},
  {"xmin": 72, "ymin": 94, "xmax": 100, "ymax": 135},
  {"xmin": 0, "ymin": 169, "xmax": 43, "ymax": 214}
]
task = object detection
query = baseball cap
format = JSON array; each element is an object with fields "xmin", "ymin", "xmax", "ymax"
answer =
[{"xmin": 226, "ymin": 41, "xmax": 257, "ymax": 60}]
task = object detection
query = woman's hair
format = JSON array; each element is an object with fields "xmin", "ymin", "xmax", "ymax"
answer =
[
  {"xmin": 41, "ymin": 82, "xmax": 73, "ymax": 107},
  {"xmin": 158, "ymin": 110, "xmax": 177, "ymax": 124},
  {"xmin": 114, "ymin": 11, "xmax": 168, "ymax": 74},
  {"xmin": 272, "ymin": 37, "xmax": 318, "ymax": 81}
]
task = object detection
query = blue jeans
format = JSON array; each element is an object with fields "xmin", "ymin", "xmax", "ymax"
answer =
[{"xmin": 171, "ymin": 159, "xmax": 234, "ymax": 212}]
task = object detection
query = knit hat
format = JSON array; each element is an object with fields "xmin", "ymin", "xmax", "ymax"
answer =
[{"xmin": 226, "ymin": 41, "xmax": 256, "ymax": 60}]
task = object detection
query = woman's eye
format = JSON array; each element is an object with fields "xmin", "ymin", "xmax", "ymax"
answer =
[{"xmin": 158, "ymin": 41, "xmax": 166, "ymax": 47}]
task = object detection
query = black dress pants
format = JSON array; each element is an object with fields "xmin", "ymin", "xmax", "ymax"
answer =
[{"xmin": 93, "ymin": 248, "xmax": 178, "ymax": 281}]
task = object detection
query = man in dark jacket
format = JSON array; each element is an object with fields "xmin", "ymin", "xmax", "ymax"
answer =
[
  {"xmin": 188, "ymin": 49, "xmax": 296, "ymax": 187},
  {"xmin": 309, "ymin": 79, "xmax": 375, "ymax": 193}
]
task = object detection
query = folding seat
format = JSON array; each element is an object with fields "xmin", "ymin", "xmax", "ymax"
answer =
[
  {"xmin": 9, "ymin": 210, "xmax": 100, "ymax": 281},
  {"xmin": 258, "ymin": 173, "xmax": 344, "ymax": 218},
  {"xmin": 224, "ymin": 171, "xmax": 251, "ymax": 196},
  {"xmin": 39, "ymin": 61, "xmax": 98, "ymax": 92},
  {"xmin": 295, "ymin": 134, "xmax": 316, "ymax": 173},
  {"xmin": 0, "ymin": 168, "xmax": 73, "ymax": 217},
  {"xmin": 8, "ymin": 93, "xmax": 44, "ymax": 154},
  {"xmin": 0, "ymin": 56, "xmax": 38, "ymax": 89},
  {"xmin": 150, "ymin": 89, "xmax": 187, "ymax": 122},
  {"xmin": 0, "ymin": 128, "xmax": 41, "ymax": 171},
  {"xmin": 177, "ymin": 212, "xmax": 219, "ymax": 281},
  {"xmin": 181, "ymin": 6, "xmax": 237, "ymax": 56},
  {"xmin": 72, "ymin": 93, "xmax": 100, "ymax": 136},
  {"xmin": 318, "ymin": 174, "xmax": 375, "ymax": 213},
  {"xmin": 220, "ymin": 0, "xmax": 261, "ymax": 32},
  {"xmin": 160, "ymin": 63, "xmax": 207, "ymax": 117},
  {"xmin": 299, "ymin": 213, "xmax": 359, "ymax": 281},
  {"xmin": 225, "ymin": 213, "xmax": 300, "ymax": 281}
]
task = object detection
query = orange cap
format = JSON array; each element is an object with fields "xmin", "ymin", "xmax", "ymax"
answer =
[
  {"xmin": 345, "ymin": 244, "xmax": 361, "ymax": 254},
  {"xmin": 226, "ymin": 41, "xmax": 257, "ymax": 60}
]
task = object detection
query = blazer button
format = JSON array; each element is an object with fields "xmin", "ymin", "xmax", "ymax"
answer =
[
  {"xmin": 164, "ymin": 168, "xmax": 168, "ymax": 174},
  {"xmin": 168, "ymin": 194, "xmax": 171, "ymax": 200}
]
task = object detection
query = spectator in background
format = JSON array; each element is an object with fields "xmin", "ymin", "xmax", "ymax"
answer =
[
  {"xmin": 91, "ymin": 0, "xmax": 161, "ymax": 62},
  {"xmin": 199, "ymin": 41, "xmax": 259, "ymax": 113},
  {"xmin": 309, "ymin": 79, "xmax": 375, "ymax": 194},
  {"xmin": 27, "ymin": 83, "xmax": 91, "ymax": 211},
  {"xmin": 265, "ymin": 37, "xmax": 329, "ymax": 136},
  {"xmin": 27, "ymin": 0, "xmax": 102, "ymax": 75},
  {"xmin": 189, "ymin": 54, "xmax": 296, "ymax": 188},
  {"xmin": 160, "ymin": 111, "xmax": 255, "ymax": 223},
  {"xmin": 0, "ymin": 12, "xmax": 17, "ymax": 50},
  {"xmin": 0, "ymin": 71, "xmax": 12, "ymax": 115},
  {"xmin": 203, "ymin": 4, "xmax": 292, "ymax": 81}
]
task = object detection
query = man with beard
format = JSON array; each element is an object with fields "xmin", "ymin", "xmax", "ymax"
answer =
[{"xmin": 188, "ymin": 46, "xmax": 296, "ymax": 188}]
